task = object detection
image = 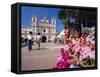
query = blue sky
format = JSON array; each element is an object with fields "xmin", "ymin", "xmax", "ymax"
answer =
[{"xmin": 21, "ymin": 6, "xmax": 64, "ymax": 32}]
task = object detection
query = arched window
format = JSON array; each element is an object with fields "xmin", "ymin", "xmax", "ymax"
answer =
[
  {"xmin": 33, "ymin": 18, "xmax": 35, "ymax": 22},
  {"xmin": 43, "ymin": 29, "xmax": 46, "ymax": 33}
]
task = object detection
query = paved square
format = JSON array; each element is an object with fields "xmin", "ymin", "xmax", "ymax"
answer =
[{"xmin": 21, "ymin": 43, "xmax": 63, "ymax": 71}]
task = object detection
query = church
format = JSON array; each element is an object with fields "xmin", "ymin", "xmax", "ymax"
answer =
[{"xmin": 21, "ymin": 15, "xmax": 57, "ymax": 42}]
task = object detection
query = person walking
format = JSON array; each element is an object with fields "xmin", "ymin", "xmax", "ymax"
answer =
[
  {"xmin": 36, "ymin": 33, "xmax": 41, "ymax": 50},
  {"xmin": 27, "ymin": 31, "xmax": 33, "ymax": 51}
]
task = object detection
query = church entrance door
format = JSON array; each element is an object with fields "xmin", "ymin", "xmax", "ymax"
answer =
[{"xmin": 42, "ymin": 36, "xmax": 47, "ymax": 43}]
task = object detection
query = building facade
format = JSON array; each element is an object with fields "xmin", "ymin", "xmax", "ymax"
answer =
[{"xmin": 21, "ymin": 15, "xmax": 57, "ymax": 42}]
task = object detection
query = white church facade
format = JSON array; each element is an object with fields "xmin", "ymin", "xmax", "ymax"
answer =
[{"xmin": 21, "ymin": 15, "xmax": 57, "ymax": 42}]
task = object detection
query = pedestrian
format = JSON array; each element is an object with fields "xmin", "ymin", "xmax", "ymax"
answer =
[
  {"xmin": 36, "ymin": 33, "xmax": 41, "ymax": 50},
  {"xmin": 27, "ymin": 31, "xmax": 33, "ymax": 51}
]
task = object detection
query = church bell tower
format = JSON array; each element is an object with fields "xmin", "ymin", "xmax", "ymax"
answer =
[
  {"xmin": 32, "ymin": 15, "xmax": 38, "ymax": 33},
  {"xmin": 51, "ymin": 17, "xmax": 56, "ymax": 34}
]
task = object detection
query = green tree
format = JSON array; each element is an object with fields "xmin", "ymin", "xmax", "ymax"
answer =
[{"xmin": 58, "ymin": 8, "xmax": 96, "ymax": 34}]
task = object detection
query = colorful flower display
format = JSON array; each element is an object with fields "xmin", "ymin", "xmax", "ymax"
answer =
[{"xmin": 54, "ymin": 31, "xmax": 95, "ymax": 69}]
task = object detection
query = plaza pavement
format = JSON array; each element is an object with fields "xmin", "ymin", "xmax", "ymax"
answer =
[{"xmin": 21, "ymin": 43, "xmax": 63, "ymax": 71}]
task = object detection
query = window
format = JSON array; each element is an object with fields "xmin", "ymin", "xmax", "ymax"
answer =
[{"xmin": 43, "ymin": 29, "xmax": 46, "ymax": 33}]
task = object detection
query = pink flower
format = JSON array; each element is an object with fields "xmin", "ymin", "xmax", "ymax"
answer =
[
  {"xmin": 54, "ymin": 48, "xmax": 71, "ymax": 69},
  {"xmin": 74, "ymin": 44, "xmax": 81, "ymax": 53},
  {"xmin": 89, "ymin": 51, "xmax": 95, "ymax": 59},
  {"xmin": 54, "ymin": 35, "xmax": 95, "ymax": 69},
  {"xmin": 79, "ymin": 46, "xmax": 95, "ymax": 60}
]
